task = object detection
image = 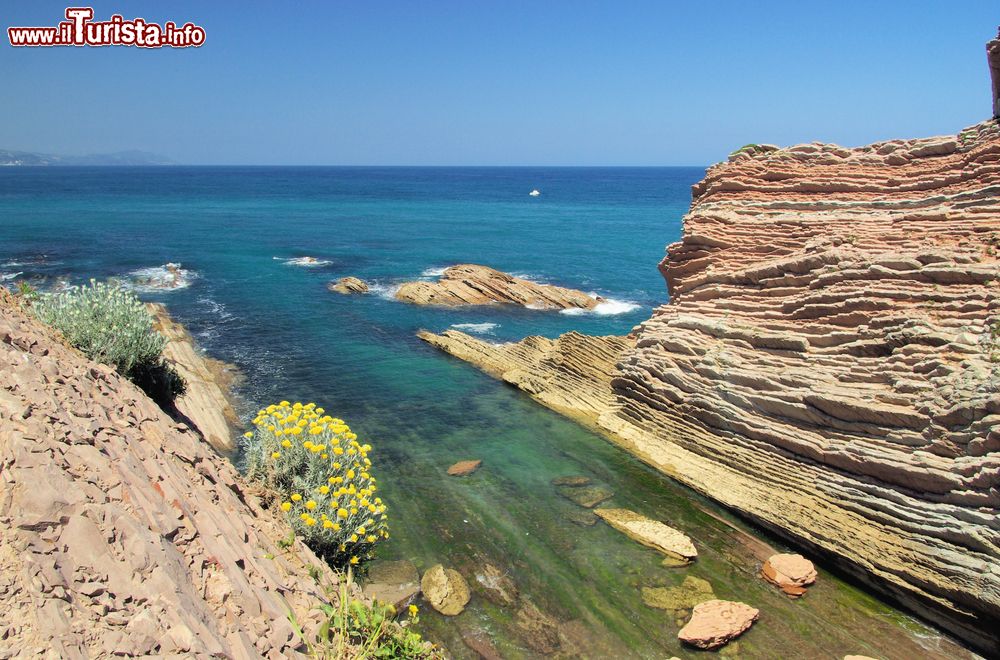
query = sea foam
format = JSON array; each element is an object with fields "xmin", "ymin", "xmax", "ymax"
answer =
[
  {"xmin": 561, "ymin": 296, "xmax": 640, "ymax": 316},
  {"xmin": 450, "ymin": 322, "xmax": 499, "ymax": 335},
  {"xmin": 282, "ymin": 256, "xmax": 332, "ymax": 267},
  {"xmin": 126, "ymin": 263, "xmax": 196, "ymax": 292}
]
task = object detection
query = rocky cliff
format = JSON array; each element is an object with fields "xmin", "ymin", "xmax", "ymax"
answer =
[
  {"xmin": 422, "ymin": 120, "xmax": 1000, "ymax": 653},
  {"xmin": 0, "ymin": 290, "xmax": 342, "ymax": 656}
]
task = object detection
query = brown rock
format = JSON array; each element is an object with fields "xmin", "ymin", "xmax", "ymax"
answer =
[
  {"xmin": 762, "ymin": 553, "xmax": 817, "ymax": 597},
  {"xmin": 447, "ymin": 459, "xmax": 482, "ymax": 476},
  {"xmin": 461, "ymin": 629, "xmax": 503, "ymax": 660},
  {"xmin": 844, "ymin": 656, "xmax": 879, "ymax": 660},
  {"xmin": 556, "ymin": 484, "xmax": 613, "ymax": 508},
  {"xmin": 678, "ymin": 599, "xmax": 759, "ymax": 650},
  {"xmin": 514, "ymin": 600, "xmax": 562, "ymax": 654},
  {"xmin": 396, "ymin": 264, "xmax": 601, "ymax": 310},
  {"xmin": 0, "ymin": 288, "xmax": 345, "ymax": 657},
  {"xmin": 474, "ymin": 564, "xmax": 518, "ymax": 606},
  {"xmin": 149, "ymin": 304, "xmax": 241, "ymax": 452},
  {"xmin": 421, "ymin": 564, "xmax": 470, "ymax": 616},
  {"xmin": 362, "ymin": 559, "xmax": 421, "ymax": 611},
  {"xmin": 328, "ymin": 276, "xmax": 369, "ymax": 294},
  {"xmin": 594, "ymin": 508, "xmax": 697, "ymax": 562},
  {"xmin": 551, "ymin": 475, "xmax": 592, "ymax": 486}
]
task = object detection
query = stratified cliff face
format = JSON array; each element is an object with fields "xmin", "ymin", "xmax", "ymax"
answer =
[
  {"xmin": 422, "ymin": 121, "xmax": 1000, "ymax": 653},
  {"xmin": 0, "ymin": 290, "xmax": 340, "ymax": 657},
  {"xmin": 611, "ymin": 121, "xmax": 1000, "ymax": 649}
]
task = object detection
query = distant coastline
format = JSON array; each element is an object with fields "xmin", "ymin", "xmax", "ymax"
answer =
[{"xmin": 0, "ymin": 148, "xmax": 173, "ymax": 166}]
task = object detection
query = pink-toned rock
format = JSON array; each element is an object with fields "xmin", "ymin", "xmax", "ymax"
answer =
[
  {"xmin": 678, "ymin": 599, "xmax": 759, "ymax": 650},
  {"xmin": 448, "ymin": 459, "xmax": 482, "ymax": 476},
  {"xmin": 762, "ymin": 553, "xmax": 817, "ymax": 597}
]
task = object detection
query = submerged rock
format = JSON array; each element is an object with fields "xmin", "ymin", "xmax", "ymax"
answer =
[
  {"xmin": 447, "ymin": 459, "xmax": 482, "ymax": 476},
  {"xmin": 514, "ymin": 600, "xmax": 562, "ymax": 654},
  {"xmin": 396, "ymin": 264, "xmax": 601, "ymax": 310},
  {"xmin": 642, "ymin": 576, "xmax": 715, "ymax": 612},
  {"xmin": 551, "ymin": 475, "xmax": 592, "ymax": 486},
  {"xmin": 474, "ymin": 563, "xmax": 519, "ymax": 606},
  {"xmin": 595, "ymin": 508, "xmax": 697, "ymax": 562},
  {"xmin": 762, "ymin": 553, "xmax": 817, "ymax": 598},
  {"xmin": 328, "ymin": 276, "xmax": 369, "ymax": 294},
  {"xmin": 362, "ymin": 559, "xmax": 421, "ymax": 611},
  {"xmin": 565, "ymin": 509, "xmax": 599, "ymax": 527},
  {"xmin": 678, "ymin": 599, "xmax": 759, "ymax": 650},
  {"xmin": 421, "ymin": 564, "xmax": 470, "ymax": 616},
  {"xmin": 556, "ymin": 484, "xmax": 613, "ymax": 508}
]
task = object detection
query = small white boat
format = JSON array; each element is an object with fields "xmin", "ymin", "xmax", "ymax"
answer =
[{"xmin": 529, "ymin": 189, "xmax": 541, "ymax": 197}]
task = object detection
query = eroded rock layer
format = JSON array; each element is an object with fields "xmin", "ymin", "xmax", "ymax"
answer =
[
  {"xmin": 422, "ymin": 121, "xmax": 1000, "ymax": 653},
  {"xmin": 0, "ymin": 290, "xmax": 341, "ymax": 657},
  {"xmin": 397, "ymin": 264, "xmax": 600, "ymax": 309}
]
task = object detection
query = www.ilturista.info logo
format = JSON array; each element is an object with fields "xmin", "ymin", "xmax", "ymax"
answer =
[{"xmin": 8, "ymin": 7, "xmax": 205, "ymax": 48}]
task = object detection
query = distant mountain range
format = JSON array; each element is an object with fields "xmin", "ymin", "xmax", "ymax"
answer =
[{"xmin": 0, "ymin": 149, "xmax": 174, "ymax": 166}]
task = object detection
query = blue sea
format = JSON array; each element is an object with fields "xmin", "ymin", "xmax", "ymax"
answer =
[{"xmin": 0, "ymin": 167, "xmax": 968, "ymax": 659}]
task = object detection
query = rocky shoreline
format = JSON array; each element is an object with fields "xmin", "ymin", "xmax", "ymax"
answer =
[
  {"xmin": 421, "ymin": 120, "xmax": 1000, "ymax": 654},
  {"xmin": 0, "ymin": 289, "xmax": 347, "ymax": 656}
]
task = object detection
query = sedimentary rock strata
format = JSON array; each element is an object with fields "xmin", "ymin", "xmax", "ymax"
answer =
[
  {"xmin": 0, "ymin": 290, "xmax": 343, "ymax": 656},
  {"xmin": 421, "ymin": 120, "xmax": 1000, "ymax": 652},
  {"xmin": 397, "ymin": 264, "xmax": 600, "ymax": 310},
  {"xmin": 328, "ymin": 276, "xmax": 370, "ymax": 294},
  {"xmin": 150, "ymin": 303, "xmax": 241, "ymax": 453}
]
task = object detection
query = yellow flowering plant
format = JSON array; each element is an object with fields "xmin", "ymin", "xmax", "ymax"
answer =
[{"xmin": 242, "ymin": 401, "xmax": 389, "ymax": 567}]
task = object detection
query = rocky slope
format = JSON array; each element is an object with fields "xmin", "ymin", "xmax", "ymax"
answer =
[
  {"xmin": 0, "ymin": 290, "xmax": 343, "ymax": 656},
  {"xmin": 422, "ymin": 120, "xmax": 1000, "ymax": 653},
  {"xmin": 397, "ymin": 264, "xmax": 601, "ymax": 310},
  {"xmin": 150, "ymin": 303, "xmax": 241, "ymax": 453}
]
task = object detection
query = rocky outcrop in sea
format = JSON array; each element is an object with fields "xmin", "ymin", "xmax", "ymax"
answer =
[{"xmin": 421, "ymin": 118, "xmax": 1000, "ymax": 653}]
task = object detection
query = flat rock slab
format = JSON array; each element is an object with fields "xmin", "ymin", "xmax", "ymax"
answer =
[
  {"xmin": 421, "ymin": 564, "xmax": 470, "ymax": 616},
  {"xmin": 448, "ymin": 460, "xmax": 482, "ymax": 476},
  {"xmin": 557, "ymin": 484, "xmax": 613, "ymax": 508},
  {"xmin": 762, "ymin": 553, "xmax": 817, "ymax": 597},
  {"xmin": 362, "ymin": 559, "xmax": 421, "ymax": 611},
  {"xmin": 642, "ymin": 576, "xmax": 715, "ymax": 612},
  {"xmin": 678, "ymin": 599, "xmax": 759, "ymax": 650},
  {"xmin": 595, "ymin": 508, "xmax": 697, "ymax": 562},
  {"xmin": 551, "ymin": 475, "xmax": 592, "ymax": 487}
]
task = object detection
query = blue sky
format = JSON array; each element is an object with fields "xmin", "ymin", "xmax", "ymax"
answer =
[{"xmin": 1, "ymin": 1, "xmax": 996, "ymax": 165}]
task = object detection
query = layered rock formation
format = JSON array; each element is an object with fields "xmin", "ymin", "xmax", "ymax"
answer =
[
  {"xmin": 421, "ymin": 120, "xmax": 1000, "ymax": 652},
  {"xmin": 328, "ymin": 276, "xmax": 369, "ymax": 295},
  {"xmin": 0, "ymin": 290, "xmax": 344, "ymax": 656},
  {"xmin": 149, "ymin": 303, "xmax": 241, "ymax": 453},
  {"xmin": 397, "ymin": 264, "xmax": 601, "ymax": 310}
]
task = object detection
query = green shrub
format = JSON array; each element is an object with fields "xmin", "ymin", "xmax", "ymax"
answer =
[
  {"xmin": 32, "ymin": 280, "xmax": 185, "ymax": 404},
  {"xmin": 243, "ymin": 401, "xmax": 389, "ymax": 568},
  {"xmin": 287, "ymin": 570, "xmax": 440, "ymax": 659}
]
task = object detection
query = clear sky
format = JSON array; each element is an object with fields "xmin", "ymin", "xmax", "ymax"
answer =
[{"xmin": 1, "ymin": 1, "xmax": 997, "ymax": 165}]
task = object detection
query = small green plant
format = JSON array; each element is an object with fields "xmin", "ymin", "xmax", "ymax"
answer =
[
  {"xmin": 32, "ymin": 280, "xmax": 185, "ymax": 405},
  {"xmin": 287, "ymin": 570, "xmax": 439, "ymax": 660},
  {"xmin": 12, "ymin": 281, "xmax": 39, "ymax": 303},
  {"xmin": 729, "ymin": 143, "xmax": 759, "ymax": 157},
  {"xmin": 243, "ymin": 401, "xmax": 389, "ymax": 568}
]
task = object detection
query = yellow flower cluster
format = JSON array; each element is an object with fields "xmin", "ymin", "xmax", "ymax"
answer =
[{"xmin": 242, "ymin": 401, "xmax": 389, "ymax": 567}]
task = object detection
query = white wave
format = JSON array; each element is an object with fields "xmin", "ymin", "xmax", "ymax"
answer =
[
  {"xmin": 0, "ymin": 271, "xmax": 23, "ymax": 281},
  {"xmin": 420, "ymin": 266, "xmax": 448, "ymax": 278},
  {"xmin": 367, "ymin": 282, "xmax": 402, "ymax": 300},
  {"xmin": 450, "ymin": 322, "xmax": 499, "ymax": 335},
  {"xmin": 126, "ymin": 263, "xmax": 196, "ymax": 292},
  {"xmin": 283, "ymin": 256, "xmax": 332, "ymax": 267},
  {"xmin": 561, "ymin": 296, "xmax": 641, "ymax": 316}
]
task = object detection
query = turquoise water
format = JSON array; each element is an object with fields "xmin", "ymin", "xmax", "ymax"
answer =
[{"xmin": 0, "ymin": 167, "xmax": 975, "ymax": 659}]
